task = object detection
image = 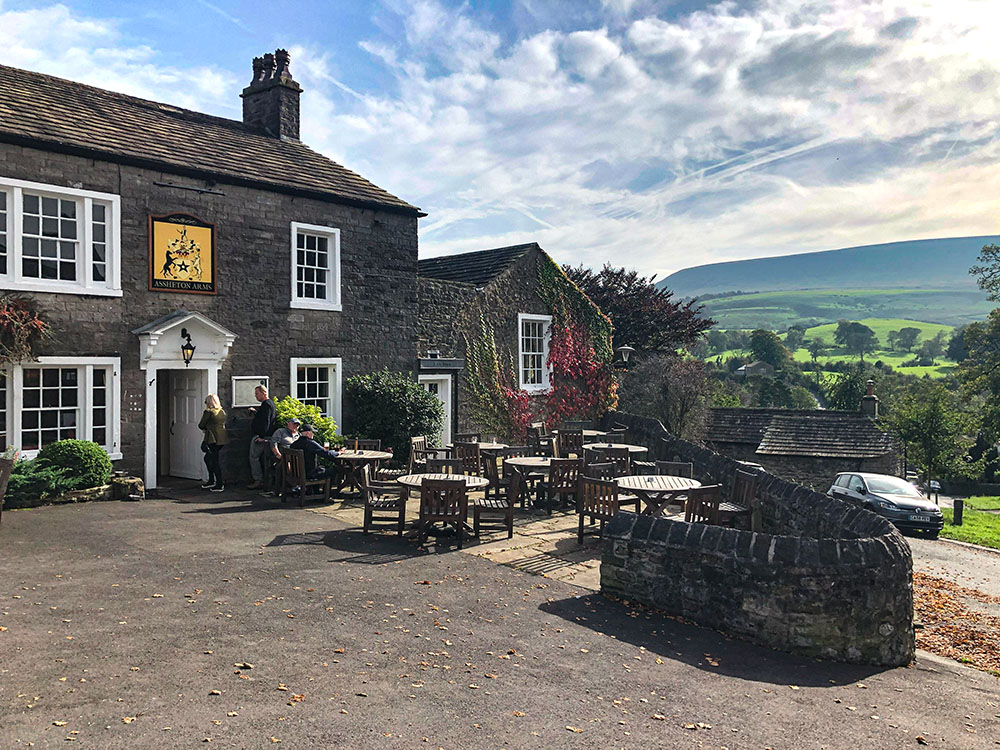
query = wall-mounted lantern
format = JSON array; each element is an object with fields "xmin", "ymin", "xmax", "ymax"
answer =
[{"xmin": 180, "ymin": 328, "xmax": 196, "ymax": 367}]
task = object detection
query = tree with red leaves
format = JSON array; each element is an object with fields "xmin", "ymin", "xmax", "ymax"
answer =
[{"xmin": 564, "ymin": 264, "xmax": 713, "ymax": 353}]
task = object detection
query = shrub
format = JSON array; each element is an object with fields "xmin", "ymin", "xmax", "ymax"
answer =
[
  {"xmin": 5, "ymin": 458, "xmax": 77, "ymax": 507},
  {"xmin": 274, "ymin": 396, "xmax": 342, "ymax": 447},
  {"xmin": 36, "ymin": 439, "xmax": 113, "ymax": 490},
  {"xmin": 345, "ymin": 370, "xmax": 443, "ymax": 464}
]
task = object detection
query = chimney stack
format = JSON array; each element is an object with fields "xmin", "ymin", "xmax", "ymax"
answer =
[
  {"xmin": 861, "ymin": 379, "xmax": 879, "ymax": 418},
  {"xmin": 241, "ymin": 48, "xmax": 302, "ymax": 140}
]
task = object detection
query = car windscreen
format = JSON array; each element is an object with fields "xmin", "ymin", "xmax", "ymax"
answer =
[{"xmin": 865, "ymin": 476, "xmax": 921, "ymax": 496}]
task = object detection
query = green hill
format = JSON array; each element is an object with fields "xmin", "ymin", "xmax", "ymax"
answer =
[{"xmin": 660, "ymin": 236, "xmax": 994, "ymax": 297}]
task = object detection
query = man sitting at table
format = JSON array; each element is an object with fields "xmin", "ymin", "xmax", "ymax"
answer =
[{"xmin": 291, "ymin": 424, "xmax": 343, "ymax": 480}]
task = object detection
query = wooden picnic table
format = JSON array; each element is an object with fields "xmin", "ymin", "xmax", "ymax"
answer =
[
  {"xmin": 582, "ymin": 442, "xmax": 649, "ymax": 455},
  {"xmin": 335, "ymin": 449, "xmax": 393, "ymax": 494},
  {"xmin": 615, "ymin": 474, "xmax": 701, "ymax": 516}
]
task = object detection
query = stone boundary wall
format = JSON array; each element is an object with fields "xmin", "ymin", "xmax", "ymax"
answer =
[
  {"xmin": 4, "ymin": 477, "xmax": 145, "ymax": 510},
  {"xmin": 599, "ymin": 411, "xmax": 914, "ymax": 666}
]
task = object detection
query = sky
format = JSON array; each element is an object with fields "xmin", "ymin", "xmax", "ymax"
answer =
[{"xmin": 1, "ymin": 0, "xmax": 999, "ymax": 279}]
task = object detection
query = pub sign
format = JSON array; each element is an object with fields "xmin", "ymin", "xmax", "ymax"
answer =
[{"xmin": 149, "ymin": 213, "xmax": 217, "ymax": 294}]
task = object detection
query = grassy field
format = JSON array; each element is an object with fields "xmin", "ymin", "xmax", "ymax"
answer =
[
  {"xmin": 941, "ymin": 507, "xmax": 1000, "ymax": 549},
  {"xmin": 706, "ymin": 317, "xmax": 958, "ymax": 378},
  {"xmin": 699, "ymin": 288, "xmax": 992, "ymax": 330}
]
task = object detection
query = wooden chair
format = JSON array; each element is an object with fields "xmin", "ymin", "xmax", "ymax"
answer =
[
  {"xmin": 427, "ymin": 458, "xmax": 463, "ymax": 475},
  {"xmin": 455, "ymin": 432, "xmax": 480, "ymax": 443},
  {"xmin": 346, "ymin": 438, "xmax": 381, "ymax": 451},
  {"xmin": 584, "ymin": 462, "xmax": 616, "ymax": 480},
  {"xmin": 453, "ymin": 442, "xmax": 482, "ymax": 476},
  {"xmin": 278, "ymin": 448, "xmax": 331, "ymax": 507},
  {"xmin": 417, "ymin": 478, "xmax": 469, "ymax": 548},
  {"xmin": 473, "ymin": 467, "xmax": 515, "ymax": 540},
  {"xmin": 656, "ymin": 461, "xmax": 693, "ymax": 478},
  {"xmin": 410, "ymin": 435, "xmax": 445, "ymax": 472},
  {"xmin": 501, "ymin": 447, "xmax": 536, "ymax": 507},
  {"xmin": 537, "ymin": 458, "xmax": 581, "ymax": 514},
  {"xmin": 597, "ymin": 446, "xmax": 631, "ymax": 477},
  {"xmin": 555, "ymin": 430, "xmax": 583, "ymax": 459},
  {"xmin": 527, "ymin": 423, "xmax": 553, "ymax": 457},
  {"xmin": 561, "ymin": 420, "xmax": 591, "ymax": 431},
  {"xmin": 607, "ymin": 425, "xmax": 628, "ymax": 442},
  {"xmin": 361, "ymin": 465, "xmax": 406, "ymax": 536},
  {"xmin": 685, "ymin": 484, "xmax": 722, "ymax": 525},
  {"xmin": 727, "ymin": 470, "xmax": 759, "ymax": 530},
  {"xmin": 481, "ymin": 451, "xmax": 509, "ymax": 501},
  {"xmin": 577, "ymin": 476, "xmax": 626, "ymax": 543}
]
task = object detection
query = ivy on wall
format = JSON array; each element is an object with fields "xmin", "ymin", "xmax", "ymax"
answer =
[{"xmin": 464, "ymin": 254, "xmax": 617, "ymax": 438}]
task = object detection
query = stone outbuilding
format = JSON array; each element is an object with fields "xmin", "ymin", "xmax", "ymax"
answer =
[
  {"xmin": 0, "ymin": 52, "xmax": 422, "ymax": 487},
  {"xmin": 704, "ymin": 389, "xmax": 900, "ymax": 491}
]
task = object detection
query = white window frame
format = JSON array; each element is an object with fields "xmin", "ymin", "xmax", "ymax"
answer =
[
  {"xmin": 290, "ymin": 222, "xmax": 341, "ymax": 311},
  {"xmin": 518, "ymin": 313, "xmax": 553, "ymax": 392},
  {"xmin": 231, "ymin": 376, "xmax": 270, "ymax": 408},
  {"xmin": 3, "ymin": 356, "xmax": 122, "ymax": 460},
  {"xmin": 0, "ymin": 176, "xmax": 122, "ymax": 297},
  {"xmin": 289, "ymin": 357, "xmax": 342, "ymax": 430}
]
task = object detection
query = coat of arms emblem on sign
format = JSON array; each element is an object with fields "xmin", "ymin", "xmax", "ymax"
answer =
[{"xmin": 149, "ymin": 213, "xmax": 216, "ymax": 294}]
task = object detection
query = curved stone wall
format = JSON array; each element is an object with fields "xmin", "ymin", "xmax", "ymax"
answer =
[{"xmin": 599, "ymin": 412, "xmax": 914, "ymax": 666}]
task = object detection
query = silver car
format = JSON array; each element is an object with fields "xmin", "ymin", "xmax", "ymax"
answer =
[{"xmin": 828, "ymin": 472, "xmax": 944, "ymax": 538}]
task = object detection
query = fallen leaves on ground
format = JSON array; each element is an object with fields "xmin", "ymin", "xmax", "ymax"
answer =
[{"xmin": 914, "ymin": 572, "xmax": 1000, "ymax": 674}]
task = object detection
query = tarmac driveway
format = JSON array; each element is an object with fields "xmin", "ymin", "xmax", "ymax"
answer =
[{"xmin": 1, "ymin": 495, "xmax": 998, "ymax": 749}]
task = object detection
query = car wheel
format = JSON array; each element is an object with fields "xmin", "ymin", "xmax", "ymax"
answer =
[{"xmin": 927, "ymin": 531, "xmax": 939, "ymax": 540}]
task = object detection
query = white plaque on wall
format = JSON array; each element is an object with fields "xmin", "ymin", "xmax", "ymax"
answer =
[{"xmin": 232, "ymin": 376, "xmax": 269, "ymax": 408}]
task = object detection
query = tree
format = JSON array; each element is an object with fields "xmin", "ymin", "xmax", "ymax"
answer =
[
  {"xmin": 754, "ymin": 377, "xmax": 793, "ymax": 408},
  {"xmin": 563, "ymin": 264, "xmax": 714, "ymax": 354},
  {"xmin": 918, "ymin": 331, "xmax": 946, "ymax": 361},
  {"xmin": 947, "ymin": 325, "xmax": 969, "ymax": 362},
  {"xmin": 784, "ymin": 326, "xmax": 805, "ymax": 352},
  {"xmin": 958, "ymin": 309, "xmax": 1000, "ymax": 437},
  {"xmin": 344, "ymin": 370, "xmax": 444, "ymax": 462},
  {"xmin": 825, "ymin": 364, "xmax": 875, "ymax": 411},
  {"xmin": 706, "ymin": 329, "xmax": 728, "ymax": 354},
  {"xmin": 618, "ymin": 355, "xmax": 709, "ymax": 439},
  {"xmin": 748, "ymin": 329, "xmax": 790, "ymax": 368},
  {"xmin": 970, "ymin": 243, "xmax": 1000, "ymax": 300},
  {"xmin": 883, "ymin": 380, "xmax": 982, "ymax": 485},
  {"xmin": 887, "ymin": 330, "xmax": 899, "ymax": 351},
  {"xmin": 896, "ymin": 327, "xmax": 921, "ymax": 352},
  {"xmin": 806, "ymin": 338, "xmax": 826, "ymax": 385},
  {"xmin": 834, "ymin": 321, "xmax": 879, "ymax": 360}
]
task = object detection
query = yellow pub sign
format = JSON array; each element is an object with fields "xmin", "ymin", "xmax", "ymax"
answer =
[{"xmin": 149, "ymin": 213, "xmax": 217, "ymax": 294}]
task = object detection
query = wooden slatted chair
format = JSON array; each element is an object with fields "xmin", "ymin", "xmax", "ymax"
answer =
[
  {"xmin": 526, "ymin": 423, "xmax": 553, "ymax": 457},
  {"xmin": 537, "ymin": 458, "xmax": 581, "ymax": 514},
  {"xmin": 607, "ymin": 425, "xmax": 628, "ymax": 442},
  {"xmin": 279, "ymin": 447, "xmax": 331, "ymax": 507},
  {"xmin": 597, "ymin": 446, "xmax": 631, "ymax": 477},
  {"xmin": 577, "ymin": 476, "xmax": 625, "ymax": 543},
  {"xmin": 417, "ymin": 478, "xmax": 469, "ymax": 549},
  {"xmin": 455, "ymin": 432, "xmax": 480, "ymax": 443},
  {"xmin": 561, "ymin": 419, "xmax": 591, "ymax": 431},
  {"xmin": 481, "ymin": 450, "xmax": 508, "ymax": 501},
  {"xmin": 555, "ymin": 430, "xmax": 584, "ymax": 459},
  {"xmin": 361, "ymin": 465, "xmax": 407, "ymax": 536},
  {"xmin": 685, "ymin": 484, "xmax": 722, "ymax": 525},
  {"xmin": 473, "ymin": 466, "xmax": 515, "ymax": 540},
  {"xmin": 346, "ymin": 438, "xmax": 381, "ymax": 450},
  {"xmin": 656, "ymin": 460, "xmax": 694, "ymax": 478},
  {"xmin": 453, "ymin": 442, "xmax": 482, "ymax": 476},
  {"xmin": 426, "ymin": 458, "xmax": 463, "ymax": 475},
  {"xmin": 584, "ymin": 462, "xmax": 616, "ymax": 480},
  {"xmin": 727, "ymin": 469, "xmax": 759, "ymax": 530},
  {"xmin": 501, "ymin": 446, "xmax": 535, "ymax": 508}
]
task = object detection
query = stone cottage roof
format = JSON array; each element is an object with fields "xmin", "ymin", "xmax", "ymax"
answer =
[
  {"xmin": 706, "ymin": 408, "xmax": 895, "ymax": 459},
  {"xmin": 0, "ymin": 64, "xmax": 420, "ymax": 215},
  {"xmin": 418, "ymin": 244, "xmax": 537, "ymax": 286}
]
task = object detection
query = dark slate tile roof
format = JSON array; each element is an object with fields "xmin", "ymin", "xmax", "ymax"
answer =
[
  {"xmin": 706, "ymin": 408, "xmax": 895, "ymax": 459},
  {"xmin": 418, "ymin": 244, "xmax": 536, "ymax": 286},
  {"xmin": 0, "ymin": 64, "xmax": 419, "ymax": 215}
]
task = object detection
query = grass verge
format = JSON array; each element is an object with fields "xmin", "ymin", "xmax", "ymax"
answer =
[{"xmin": 940, "ymin": 507, "xmax": 1000, "ymax": 549}]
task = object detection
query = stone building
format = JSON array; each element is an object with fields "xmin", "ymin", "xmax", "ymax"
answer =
[
  {"xmin": 0, "ymin": 52, "xmax": 422, "ymax": 488},
  {"xmin": 703, "ymin": 386, "xmax": 900, "ymax": 490},
  {"xmin": 417, "ymin": 243, "xmax": 594, "ymax": 442}
]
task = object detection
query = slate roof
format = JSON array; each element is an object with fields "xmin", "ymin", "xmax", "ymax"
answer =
[
  {"xmin": 418, "ymin": 244, "xmax": 536, "ymax": 286},
  {"xmin": 0, "ymin": 64, "xmax": 420, "ymax": 215},
  {"xmin": 706, "ymin": 408, "xmax": 895, "ymax": 459}
]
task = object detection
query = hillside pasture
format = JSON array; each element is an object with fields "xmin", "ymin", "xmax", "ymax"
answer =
[{"xmin": 698, "ymin": 288, "xmax": 992, "ymax": 329}]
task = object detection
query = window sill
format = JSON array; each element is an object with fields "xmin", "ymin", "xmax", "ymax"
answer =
[
  {"xmin": 17, "ymin": 450, "xmax": 122, "ymax": 461},
  {"xmin": 1, "ymin": 280, "xmax": 123, "ymax": 297},
  {"xmin": 520, "ymin": 384, "xmax": 551, "ymax": 394},
  {"xmin": 290, "ymin": 299, "xmax": 343, "ymax": 311}
]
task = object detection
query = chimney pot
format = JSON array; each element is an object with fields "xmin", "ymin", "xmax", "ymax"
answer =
[
  {"xmin": 241, "ymin": 48, "xmax": 302, "ymax": 140},
  {"xmin": 861, "ymin": 379, "xmax": 879, "ymax": 418}
]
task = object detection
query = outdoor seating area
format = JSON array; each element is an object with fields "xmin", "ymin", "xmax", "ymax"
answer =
[{"xmin": 282, "ymin": 425, "xmax": 758, "ymax": 551}]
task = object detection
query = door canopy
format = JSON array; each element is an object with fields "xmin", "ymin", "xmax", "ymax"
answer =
[{"xmin": 132, "ymin": 310, "xmax": 237, "ymax": 369}]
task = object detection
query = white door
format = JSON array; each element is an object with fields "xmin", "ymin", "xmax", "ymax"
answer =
[
  {"xmin": 419, "ymin": 375, "xmax": 452, "ymax": 447},
  {"xmin": 169, "ymin": 370, "xmax": 206, "ymax": 479}
]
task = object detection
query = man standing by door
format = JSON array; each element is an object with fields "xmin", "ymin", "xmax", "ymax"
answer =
[{"xmin": 247, "ymin": 384, "xmax": 276, "ymax": 489}]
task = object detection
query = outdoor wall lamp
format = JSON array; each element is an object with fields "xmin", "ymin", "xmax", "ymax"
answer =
[
  {"xmin": 615, "ymin": 344, "xmax": 635, "ymax": 364},
  {"xmin": 180, "ymin": 328, "xmax": 196, "ymax": 367}
]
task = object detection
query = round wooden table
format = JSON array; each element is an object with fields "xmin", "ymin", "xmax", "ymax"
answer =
[
  {"xmin": 335, "ymin": 449, "xmax": 393, "ymax": 493},
  {"xmin": 395, "ymin": 473, "xmax": 490, "ymax": 490},
  {"xmin": 553, "ymin": 429, "xmax": 608, "ymax": 440},
  {"xmin": 503, "ymin": 456, "xmax": 552, "ymax": 471},
  {"xmin": 615, "ymin": 474, "xmax": 700, "ymax": 516},
  {"xmin": 582, "ymin": 442, "xmax": 649, "ymax": 455}
]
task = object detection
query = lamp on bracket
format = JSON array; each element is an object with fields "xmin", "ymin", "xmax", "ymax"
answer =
[{"xmin": 180, "ymin": 327, "xmax": 196, "ymax": 367}]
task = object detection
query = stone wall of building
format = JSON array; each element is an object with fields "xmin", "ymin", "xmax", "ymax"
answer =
[
  {"xmin": 600, "ymin": 411, "xmax": 915, "ymax": 666},
  {"xmin": 746, "ymin": 452, "xmax": 902, "ymax": 493},
  {"xmin": 417, "ymin": 250, "xmax": 552, "ymax": 433},
  {"xmin": 3, "ymin": 142, "xmax": 418, "ymax": 481}
]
